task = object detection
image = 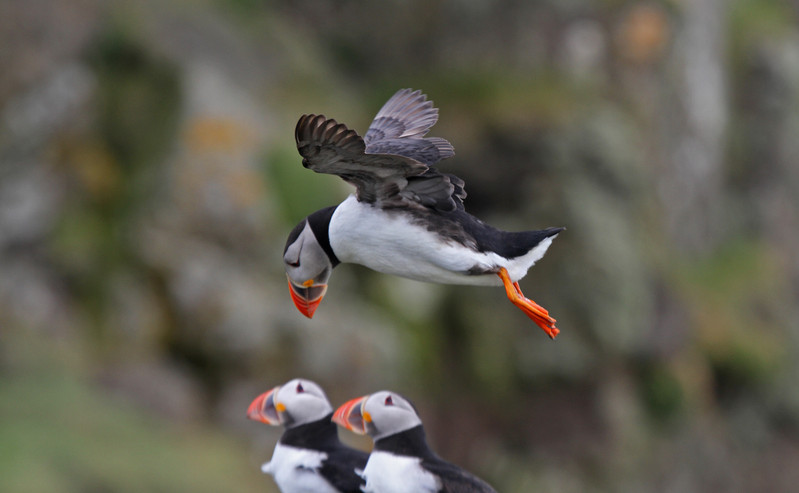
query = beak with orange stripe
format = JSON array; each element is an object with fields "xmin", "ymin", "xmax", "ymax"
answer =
[
  {"xmin": 246, "ymin": 379, "xmax": 334, "ymax": 428},
  {"xmin": 332, "ymin": 395, "xmax": 370, "ymax": 435},
  {"xmin": 247, "ymin": 385, "xmax": 284, "ymax": 425},
  {"xmin": 287, "ymin": 277, "xmax": 328, "ymax": 319}
]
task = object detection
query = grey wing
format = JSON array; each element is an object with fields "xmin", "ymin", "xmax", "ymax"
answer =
[
  {"xmin": 295, "ymin": 114, "xmax": 429, "ymax": 204},
  {"xmin": 296, "ymin": 90, "xmax": 465, "ymax": 211},
  {"xmin": 393, "ymin": 169, "xmax": 466, "ymax": 212},
  {"xmin": 366, "ymin": 137, "xmax": 453, "ymax": 166},
  {"xmin": 364, "ymin": 89, "xmax": 455, "ymax": 165},
  {"xmin": 365, "ymin": 88, "xmax": 440, "ymax": 141}
]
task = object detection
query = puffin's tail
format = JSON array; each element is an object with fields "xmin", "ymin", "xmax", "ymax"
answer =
[
  {"xmin": 501, "ymin": 226, "xmax": 564, "ymax": 260},
  {"xmin": 535, "ymin": 226, "xmax": 565, "ymax": 241}
]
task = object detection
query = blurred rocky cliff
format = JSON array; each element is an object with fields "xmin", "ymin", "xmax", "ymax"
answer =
[{"xmin": 2, "ymin": 0, "xmax": 799, "ymax": 491}]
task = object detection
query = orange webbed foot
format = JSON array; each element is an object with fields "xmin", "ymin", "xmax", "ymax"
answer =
[{"xmin": 498, "ymin": 268, "xmax": 559, "ymax": 339}]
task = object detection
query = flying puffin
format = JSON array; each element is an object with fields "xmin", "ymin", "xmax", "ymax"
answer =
[
  {"xmin": 332, "ymin": 390, "xmax": 497, "ymax": 493},
  {"xmin": 247, "ymin": 378, "xmax": 369, "ymax": 493},
  {"xmin": 284, "ymin": 88, "xmax": 563, "ymax": 338}
]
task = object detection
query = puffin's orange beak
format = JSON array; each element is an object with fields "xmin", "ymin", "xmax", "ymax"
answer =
[
  {"xmin": 247, "ymin": 386, "xmax": 282, "ymax": 425},
  {"xmin": 332, "ymin": 396, "xmax": 369, "ymax": 435},
  {"xmin": 288, "ymin": 276, "xmax": 328, "ymax": 319}
]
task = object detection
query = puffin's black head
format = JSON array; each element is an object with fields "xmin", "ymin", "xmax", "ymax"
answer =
[{"xmin": 283, "ymin": 207, "xmax": 339, "ymax": 318}]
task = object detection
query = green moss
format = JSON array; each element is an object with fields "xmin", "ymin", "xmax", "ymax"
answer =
[
  {"xmin": 89, "ymin": 29, "xmax": 182, "ymax": 172},
  {"xmin": 262, "ymin": 145, "xmax": 347, "ymax": 226},
  {"xmin": 670, "ymin": 239, "xmax": 784, "ymax": 394},
  {"xmin": 709, "ymin": 338, "xmax": 775, "ymax": 401},
  {"xmin": 0, "ymin": 335, "xmax": 271, "ymax": 493},
  {"xmin": 638, "ymin": 363, "xmax": 684, "ymax": 423},
  {"xmin": 731, "ymin": 0, "xmax": 794, "ymax": 43}
]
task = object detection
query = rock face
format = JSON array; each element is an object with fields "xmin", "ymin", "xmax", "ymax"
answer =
[{"xmin": 2, "ymin": 1, "xmax": 799, "ymax": 492}]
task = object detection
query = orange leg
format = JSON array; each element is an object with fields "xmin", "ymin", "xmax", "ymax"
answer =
[{"xmin": 498, "ymin": 268, "xmax": 560, "ymax": 339}]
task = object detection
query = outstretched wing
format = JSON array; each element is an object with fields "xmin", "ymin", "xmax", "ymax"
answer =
[
  {"xmin": 295, "ymin": 89, "xmax": 464, "ymax": 211},
  {"xmin": 364, "ymin": 88, "xmax": 455, "ymax": 166},
  {"xmin": 296, "ymin": 113, "xmax": 428, "ymax": 204}
]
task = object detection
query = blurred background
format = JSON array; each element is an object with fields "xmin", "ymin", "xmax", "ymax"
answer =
[{"xmin": 2, "ymin": 0, "xmax": 799, "ymax": 491}]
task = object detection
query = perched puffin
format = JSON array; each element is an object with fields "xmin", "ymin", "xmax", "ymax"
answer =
[
  {"xmin": 247, "ymin": 378, "xmax": 368, "ymax": 493},
  {"xmin": 284, "ymin": 88, "xmax": 563, "ymax": 338},
  {"xmin": 333, "ymin": 390, "xmax": 497, "ymax": 493}
]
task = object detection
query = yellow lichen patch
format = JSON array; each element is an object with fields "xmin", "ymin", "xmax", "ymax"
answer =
[
  {"xmin": 60, "ymin": 139, "xmax": 121, "ymax": 200},
  {"xmin": 183, "ymin": 117, "xmax": 255, "ymax": 155},
  {"xmin": 224, "ymin": 166, "xmax": 265, "ymax": 209},
  {"xmin": 616, "ymin": 3, "xmax": 671, "ymax": 64}
]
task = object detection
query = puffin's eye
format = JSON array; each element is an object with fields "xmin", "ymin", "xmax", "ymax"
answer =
[
  {"xmin": 384, "ymin": 395, "xmax": 393, "ymax": 406},
  {"xmin": 296, "ymin": 383, "xmax": 304, "ymax": 393}
]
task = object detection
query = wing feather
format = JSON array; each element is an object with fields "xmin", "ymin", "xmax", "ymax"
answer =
[
  {"xmin": 295, "ymin": 89, "xmax": 464, "ymax": 211},
  {"xmin": 365, "ymin": 88, "xmax": 438, "ymax": 141},
  {"xmin": 365, "ymin": 137, "xmax": 454, "ymax": 166},
  {"xmin": 391, "ymin": 170, "xmax": 466, "ymax": 212},
  {"xmin": 296, "ymin": 114, "xmax": 427, "ymax": 203},
  {"xmin": 364, "ymin": 89, "xmax": 454, "ymax": 165}
]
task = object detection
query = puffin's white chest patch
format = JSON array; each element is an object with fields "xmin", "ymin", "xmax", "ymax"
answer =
[
  {"xmin": 360, "ymin": 451, "xmax": 441, "ymax": 493},
  {"xmin": 329, "ymin": 196, "xmax": 501, "ymax": 285},
  {"xmin": 261, "ymin": 442, "xmax": 339, "ymax": 493}
]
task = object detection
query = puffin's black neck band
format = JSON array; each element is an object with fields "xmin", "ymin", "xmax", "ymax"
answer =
[
  {"xmin": 374, "ymin": 425, "xmax": 437, "ymax": 460},
  {"xmin": 280, "ymin": 413, "xmax": 340, "ymax": 450},
  {"xmin": 307, "ymin": 206, "xmax": 340, "ymax": 267}
]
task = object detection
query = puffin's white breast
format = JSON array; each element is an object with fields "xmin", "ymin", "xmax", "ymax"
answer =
[
  {"xmin": 329, "ymin": 195, "xmax": 554, "ymax": 285},
  {"xmin": 262, "ymin": 442, "xmax": 339, "ymax": 493},
  {"xmin": 360, "ymin": 451, "xmax": 440, "ymax": 493}
]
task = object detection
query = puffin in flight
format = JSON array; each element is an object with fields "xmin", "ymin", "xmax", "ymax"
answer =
[
  {"xmin": 333, "ymin": 390, "xmax": 497, "ymax": 493},
  {"xmin": 284, "ymin": 88, "xmax": 563, "ymax": 338},
  {"xmin": 247, "ymin": 378, "xmax": 369, "ymax": 493}
]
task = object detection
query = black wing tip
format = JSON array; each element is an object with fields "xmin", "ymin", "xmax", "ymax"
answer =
[
  {"xmin": 545, "ymin": 226, "xmax": 566, "ymax": 237},
  {"xmin": 296, "ymin": 114, "xmax": 361, "ymax": 146},
  {"xmin": 295, "ymin": 113, "xmax": 329, "ymax": 142},
  {"xmin": 296, "ymin": 113, "xmax": 326, "ymax": 127}
]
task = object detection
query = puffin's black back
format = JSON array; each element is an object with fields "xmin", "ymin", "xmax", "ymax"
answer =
[
  {"xmin": 318, "ymin": 446, "xmax": 369, "ymax": 493},
  {"xmin": 374, "ymin": 426, "xmax": 497, "ymax": 493},
  {"xmin": 421, "ymin": 458, "xmax": 497, "ymax": 493},
  {"xmin": 406, "ymin": 207, "xmax": 563, "ymax": 261},
  {"xmin": 280, "ymin": 414, "xmax": 368, "ymax": 493}
]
